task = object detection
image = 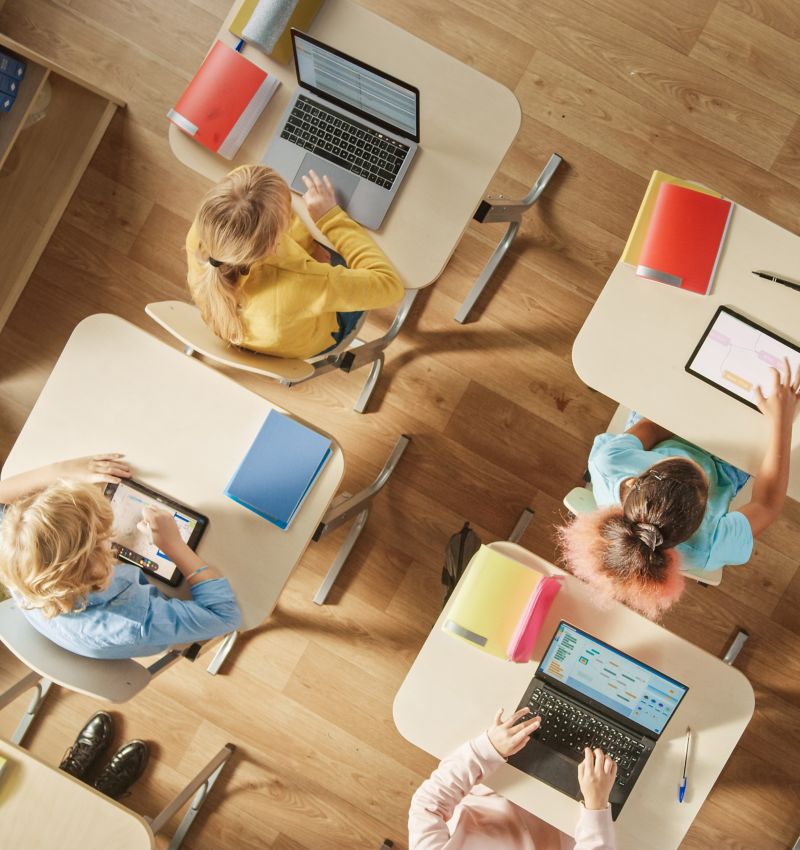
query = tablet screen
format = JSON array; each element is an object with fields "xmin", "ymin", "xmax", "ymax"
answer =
[
  {"xmin": 686, "ymin": 307, "xmax": 800, "ymax": 411},
  {"xmin": 105, "ymin": 480, "xmax": 207, "ymax": 585}
]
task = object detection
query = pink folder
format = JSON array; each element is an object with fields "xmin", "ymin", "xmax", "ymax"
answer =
[{"xmin": 506, "ymin": 576, "xmax": 564, "ymax": 663}]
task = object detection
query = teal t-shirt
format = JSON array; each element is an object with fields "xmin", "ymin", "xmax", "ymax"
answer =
[{"xmin": 588, "ymin": 434, "xmax": 753, "ymax": 571}]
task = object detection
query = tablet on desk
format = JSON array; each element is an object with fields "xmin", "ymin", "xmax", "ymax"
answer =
[
  {"xmin": 104, "ymin": 479, "xmax": 208, "ymax": 586},
  {"xmin": 686, "ymin": 306, "xmax": 800, "ymax": 411}
]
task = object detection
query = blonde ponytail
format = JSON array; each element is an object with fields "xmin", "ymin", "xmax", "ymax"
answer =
[{"xmin": 187, "ymin": 165, "xmax": 292, "ymax": 345}]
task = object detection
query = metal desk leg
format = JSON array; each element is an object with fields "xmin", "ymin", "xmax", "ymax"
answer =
[
  {"xmin": 455, "ymin": 152, "xmax": 564, "ymax": 323},
  {"xmin": 313, "ymin": 435, "xmax": 411, "ymax": 604},
  {"xmin": 147, "ymin": 743, "xmax": 235, "ymax": 850},
  {"xmin": 0, "ymin": 671, "xmax": 54, "ymax": 746},
  {"xmin": 338, "ymin": 289, "xmax": 419, "ymax": 413},
  {"xmin": 722, "ymin": 630, "xmax": 749, "ymax": 666},
  {"xmin": 508, "ymin": 508, "xmax": 535, "ymax": 544},
  {"xmin": 206, "ymin": 631, "xmax": 239, "ymax": 676}
]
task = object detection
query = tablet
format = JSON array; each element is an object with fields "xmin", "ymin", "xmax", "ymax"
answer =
[
  {"xmin": 104, "ymin": 479, "xmax": 208, "ymax": 586},
  {"xmin": 686, "ymin": 306, "xmax": 800, "ymax": 411}
]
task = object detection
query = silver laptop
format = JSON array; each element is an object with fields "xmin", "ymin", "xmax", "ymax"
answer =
[{"xmin": 262, "ymin": 29, "xmax": 419, "ymax": 230}]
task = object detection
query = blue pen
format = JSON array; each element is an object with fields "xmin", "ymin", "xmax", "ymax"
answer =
[
  {"xmin": 235, "ymin": 38, "xmax": 245, "ymax": 52},
  {"xmin": 678, "ymin": 726, "xmax": 691, "ymax": 802}
]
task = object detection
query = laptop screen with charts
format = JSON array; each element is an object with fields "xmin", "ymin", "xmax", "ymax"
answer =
[
  {"xmin": 508, "ymin": 622, "xmax": 688, "ymax": 820},
  {"xmin": 536, "ymin": 622, "xmax": 688, "ymax": 736},
  {"xmin": 261, "ymin": 30, "xmax": 420, "ymax": 230}
]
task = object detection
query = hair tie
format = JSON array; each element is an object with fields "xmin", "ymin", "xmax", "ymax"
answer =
[
  {"xmin": 633, "ymin": 522, "xmax": 663, "ymax": 551},
  {"xmin": 208, "ymin": 257, "xmax": 223, "ymax": 268}
]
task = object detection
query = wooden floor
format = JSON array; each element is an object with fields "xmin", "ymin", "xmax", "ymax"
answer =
[{"xmin": 1, "ymin": 0, "xmax": 799, "ymax": 847}]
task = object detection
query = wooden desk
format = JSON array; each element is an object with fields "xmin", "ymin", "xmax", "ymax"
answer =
[
  {"xmin": 168, "ymin": 0, "xmax": 521, "ymax": 289},
  {"xmin": 573, "ymin": 204, "xmax": 800, "ymax": 499},
  {"xmin": 2, "ymin": 314, "xmax": 344, "ymax": 634},
  {"xmin": 393, "ymin": 542, "xmax": 754, "ymax": 850},
  {"xmin": 0, "ymin": 738, "xmax": 153, "ymax": 849}
]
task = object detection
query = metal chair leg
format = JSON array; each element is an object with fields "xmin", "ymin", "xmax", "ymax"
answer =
[
  {"xmin": 0, "ymin": 671, "xmax": 54, "ymax": 746},
  {"xmin": 147, "ymin": 743, "xmax": 236, "ymax": 850},
  {"xmin": 508, "ymin": 508, "xmax": 534, "ymax": 544},
  {"xmin": 722, "ymin": 630, "xmax": 748, "ymax": 666},
  {"xmin": 456, "ymin": 152, "xmax": 564, "ymax": 323},
  {"xmin": 312, "ymin": 435, "xmax": 411, "ymax": 603},
  {"xmin": 206, "ymin": 631, "xmax": 239, "ymax": 675}
]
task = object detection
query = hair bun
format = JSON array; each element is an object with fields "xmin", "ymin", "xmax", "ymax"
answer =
[{"xmin": 632, "ymin": 522, "xmax": 664, "ymax": 551}]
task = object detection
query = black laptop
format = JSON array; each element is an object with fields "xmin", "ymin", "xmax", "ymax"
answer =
[{"xmin": 509, "ymin": 621, "xmax": 688, "ymax": 820}]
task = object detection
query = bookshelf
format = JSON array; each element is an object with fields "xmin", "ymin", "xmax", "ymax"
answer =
[{"xmin": 0, "ymin": 34, "xmax": 125, "ymax": 333}]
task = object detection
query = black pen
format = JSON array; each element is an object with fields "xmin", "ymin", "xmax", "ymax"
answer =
[{"xmin": 752, "ymin": 270, "xmax": 800, "ymax": 292}]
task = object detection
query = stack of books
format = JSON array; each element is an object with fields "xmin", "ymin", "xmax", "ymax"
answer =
[
  {"xmin": 225, "ymin": 410, "xmax": 332, "ymax": 530},
  {"xmin": 0, "ymin": 50, "xmax": 26, "ymax": 113},
  {"xmin": 623, "ymin": 170, "xmax": 734, "ymax": 296}
]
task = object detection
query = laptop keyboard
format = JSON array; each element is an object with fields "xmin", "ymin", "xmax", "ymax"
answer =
[
  {"xmin": 281, "ymin": 95, "xmax": 410, "ymax": 190},
  {"xmin": 526, "ymin": 689, "xmax": 646, "ymax": 786}
]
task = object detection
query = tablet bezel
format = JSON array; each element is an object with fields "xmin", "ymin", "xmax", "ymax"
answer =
[
  {"xmin": 685, "ymin": 305, "xmax": 800, "ymax": 412},
  {"xmin": 104, "ymin": 478, "xmax": 208, "ymax": 586}
]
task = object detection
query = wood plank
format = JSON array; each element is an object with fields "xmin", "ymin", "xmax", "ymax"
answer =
[{"xmin": 723, "ymin": 0, "xmax": 800, "ymax": 40}]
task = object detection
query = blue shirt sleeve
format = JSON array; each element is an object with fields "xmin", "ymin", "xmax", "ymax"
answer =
[
  {"xmin": 588, "ymin": 432, "xmax": 649, "ymax": 506},
  {"xmin": 704, "ymin": 511, "xmax": 754, "ymax": 569},
  {"xmin": 138, "ymin": 577, "xmax": 242, "ymax": 648}
]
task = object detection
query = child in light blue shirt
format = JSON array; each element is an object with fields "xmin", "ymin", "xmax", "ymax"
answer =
[{"xmin": 558, "ymin": 360, "xmax": 800, "ymax": 617}]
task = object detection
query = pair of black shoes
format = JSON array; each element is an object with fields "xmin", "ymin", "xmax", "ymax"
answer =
[{"xmin": 59, "ymin": 711, "xmax": 149, "ymax": 799}]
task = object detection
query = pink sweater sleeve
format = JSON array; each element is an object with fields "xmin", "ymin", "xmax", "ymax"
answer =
[
  {"xmin": 408, "ymin": 732, "xmax": 505, "ymax": 850},
  {"xmin": 573, "ymin": 805, "xmax": 615, "ymax": 850}
]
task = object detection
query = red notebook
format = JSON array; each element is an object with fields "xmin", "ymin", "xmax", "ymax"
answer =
[
  {"xmin": 168, "ymin": 41, "xmax": 280, "ymax": 159},
  {"xmin": 636, "ymin": 183, "xmax": 734, "ymax": 295}
]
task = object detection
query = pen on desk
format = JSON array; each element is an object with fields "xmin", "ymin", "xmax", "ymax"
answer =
[
  {"xmin": 751, "ymin": 270, "xmax": 800, "ymax": 292},
  {"xmin": 678, "ymin": 726, "xmax": 691, "ymax": 803}
]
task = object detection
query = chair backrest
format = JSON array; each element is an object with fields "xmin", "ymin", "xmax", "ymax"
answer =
[
  {"xmin": 0, "ymin": 599, "xmax": 152, "ymax": 702},
  {"xmin": 146, "ymin": 301, "xmax": 316, "ymax": 382}
]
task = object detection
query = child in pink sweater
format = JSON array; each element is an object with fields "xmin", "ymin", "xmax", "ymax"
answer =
[{"xmin": 409, "ymin": 708, "xmax": 616, "ymax": 850}]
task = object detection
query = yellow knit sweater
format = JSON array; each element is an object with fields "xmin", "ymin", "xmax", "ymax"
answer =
[{"xmin": 186, "ymin": 205, "xmax": 404, "ymax": 359}]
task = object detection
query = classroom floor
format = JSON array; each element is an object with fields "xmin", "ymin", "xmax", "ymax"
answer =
[{"xmin": 0, "ymin": 0, "xmax": 799, "ymax": 848}]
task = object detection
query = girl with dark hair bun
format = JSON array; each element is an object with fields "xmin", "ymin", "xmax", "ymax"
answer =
[{"xmin": 558, "ymin": 360, "xmax": 800, "ymax": 618}]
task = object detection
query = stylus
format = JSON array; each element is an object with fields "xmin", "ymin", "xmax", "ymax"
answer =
[{"xmin": 752, "ymin": 270, "xmax": 800, "ymax": 292}]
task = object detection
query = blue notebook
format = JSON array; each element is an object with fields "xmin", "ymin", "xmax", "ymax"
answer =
[{"xmin": 224, "ymin": 410, "xmax": 332, "ymax": 529}]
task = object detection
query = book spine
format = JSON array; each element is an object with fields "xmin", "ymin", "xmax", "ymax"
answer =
[
  {"xmin": 705, "ymin": 202, "xmax": 735, "ymax": 296},
  {"xmin": 223, "ymin": 487, "xmax": 288, "ymax": 529},
  {"xmin": 0, "ymin": 52, "xmax": 26, "ymax": 80},
  {"xmin": 166, "ymin": 107, "xmax": 199, "ymax": 137},
  {"xmin": 0, "ymin": 72, "xmax": 19, "ymax": 96}
]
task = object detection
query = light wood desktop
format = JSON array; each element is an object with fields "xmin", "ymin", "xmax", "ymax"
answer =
[
  {"xmin": 1, "ymin": 314, "xmax": 344, "ymax": 636},
  {"xmin": 0, "ymin": 738, "xmax": 153, "ymax": 850},
  {"xmin": 573, "ymin": 203, "xmax": 800, "ymax": 499},
  {"xmin": 168, "ymin": 0, "xmax": 521, "ymax": 290},
  {"xmin": 393, "ymin": 542, "xmax": 754, "ymax": 850}
]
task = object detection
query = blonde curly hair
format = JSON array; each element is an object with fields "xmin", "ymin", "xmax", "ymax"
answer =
[{"xmin": 0, "ymin": 480, "xmax": 115, "ymax": 618}]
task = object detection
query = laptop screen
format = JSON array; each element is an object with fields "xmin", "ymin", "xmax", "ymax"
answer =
[
  {"xmin": 538, "ymin": 622, "xmax": 688, "ymax": 735},
  {"xmin": 292, "ymin": 30, "xmax": 420, "ymax": 142}
]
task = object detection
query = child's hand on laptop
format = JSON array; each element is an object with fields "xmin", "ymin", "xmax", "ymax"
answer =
[
  {"xmin": 487, "ymin": 707, "xmax": 541, "ymax": 759},
  {"xmin": 301, "ymin": 169, "xmax": 337, "ymax": 221},
  {"xmin": 578, "ymin": 747, "xmax": 617, "ymax": 810}
]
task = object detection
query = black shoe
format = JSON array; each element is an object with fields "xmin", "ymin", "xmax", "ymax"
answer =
[
  {"xmin": 93, "ymin": 740, "xmax": 149, "ymax": 799},
  {"xmin": 59, "ymin": 711, "xmax": 115, "ymax": 780}
]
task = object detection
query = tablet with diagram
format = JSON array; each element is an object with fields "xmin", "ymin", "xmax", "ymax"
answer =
[
  {"xmin": 104, "ymin": 479, "xmax": 208, "ymax": 586},
  {"xmin": 686, "ymin": 306, "xmax": 800, "ymax": 411}
]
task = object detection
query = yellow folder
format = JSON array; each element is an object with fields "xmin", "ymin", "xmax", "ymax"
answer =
[
  {"xmin": 230, "ymin": 0, "xmax": 323, "ymax": 66},
  {"xmin": 621, "ymin": 171, "xmax": 722, "ymax": 265},
  {"xmin": 442, "ymin": 545, "xmax": 542, "ymax": 659}
]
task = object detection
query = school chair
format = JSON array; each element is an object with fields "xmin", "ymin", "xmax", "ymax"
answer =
[
  {"xmin": 0, "ymin": 597, "xmax": 233, "ymax": 849},
  {"xmin": 146, "ymin": 294, "xmax": 416, "ymax": 413}
]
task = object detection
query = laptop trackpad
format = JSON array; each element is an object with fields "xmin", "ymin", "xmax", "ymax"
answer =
[
  {"xmin": 510, "ymin": 744, "xmax": 581, "ymax": 799},
  {"xmin": 291, "ymin": 154, "xmax": 359, "ymax": 209}
]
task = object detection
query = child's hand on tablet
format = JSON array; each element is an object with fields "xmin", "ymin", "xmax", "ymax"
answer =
[
  {"xmin": 140, "ymin": 506, "xmax": 185, "ymax": 555},
  {"xmin": 755, "ymin": 357, "xmax": 800, "ymax": 430}
]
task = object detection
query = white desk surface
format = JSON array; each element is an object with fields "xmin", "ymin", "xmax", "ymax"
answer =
[
  {"xmin": 168, "ymin": 0, "xmax": 521, "ymax": 290},
  {"xmin": 393, "ymin": 542, "xmax": 754, "ymax": 850},
  {"xmin": 0, "ymin": 738, "xmax": 154, "ymax": 850},
  {"xmin": 573, "ymin": 204, "xmax": 800, "ymax": 499},
  {"xmin": 1, "ymin": 315, "xmax": 344, "ymax": 632}
]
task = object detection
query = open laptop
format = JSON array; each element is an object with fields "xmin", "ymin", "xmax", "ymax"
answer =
[
  {"xmin": 261, "ymin": 29, "xmax": 419, "ymax": 230},
  {"xmin": 509, "ymin": 621, "xmax": 688, "ymax": 820}
]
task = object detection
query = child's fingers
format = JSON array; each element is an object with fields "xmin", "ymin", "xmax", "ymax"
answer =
[
  {"xmin": 593, "ymin": 748, "xmax": 605, "ymax": 774},
  {"xmin": 508, "ymin": 707, "xmax": 530, "ymax": 725},
  {"xmin": 492, "ymin": 707, "xmax": 504, "ymax": 726},
  {"xmin": 754, "ymin": 385, "xmax": 766, "ymax": 406}
]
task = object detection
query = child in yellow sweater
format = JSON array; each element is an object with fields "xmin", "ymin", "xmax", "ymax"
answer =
[{"xmin": 186, "ymin": 165, "xmax": 404, "ymax": 359}]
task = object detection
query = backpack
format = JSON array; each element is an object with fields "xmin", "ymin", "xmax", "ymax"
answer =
[{"xmin": 441, "ymin": 521, "xmax": 482, "ymax": 606}]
